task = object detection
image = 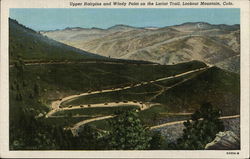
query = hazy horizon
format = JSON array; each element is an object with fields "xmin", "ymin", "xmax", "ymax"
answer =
[{"xmin": 10, "ymin": 8, "xmax": 240, "ymax": 31}]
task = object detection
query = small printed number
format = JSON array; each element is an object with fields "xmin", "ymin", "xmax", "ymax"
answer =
[{"xmin": 226, "ymin": 152, "xmax": 239, "ymax": 155}]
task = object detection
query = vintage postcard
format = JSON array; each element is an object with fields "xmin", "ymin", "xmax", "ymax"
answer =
[{"xmin": 0, "ymin": 0, "xmax": 249, "ymax": 158}]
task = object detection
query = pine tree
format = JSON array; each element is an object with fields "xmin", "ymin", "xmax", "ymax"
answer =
[
  {"xmin": 176, "ymin": 103, "xmax": 224, "ymax": 150},
  {"xmin": 108, "ymin": 109, "xmax": 151, "ymax": 150}
]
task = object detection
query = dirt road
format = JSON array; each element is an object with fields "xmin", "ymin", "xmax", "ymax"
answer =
[
  {"xmin": 47, "ymin": 101, "xmax": 159, "ymax": 117},
  {"xmin": 9, "ymin": 60, "xmax": 157, "ymax": 68},
  {"xmin": 45, "ymin": 66, "xmax": 211, "ymax": 135},
  {"xmin": 49, "ymin": 66, "xmax": 208, "ymax": 111},
  {"xmin": 46, "ymin": 65, "xmax": 209, "ymax": 124},
  {"xmin": 70, "ymin": 115, "xmax": 114, "ymax": 136},
  {"xmin": 69, "ymin": 113, "xmax": 239, "ymax": 136},
  {"xmin": 68, "ymin": 115, "xmax": 111, "ymax": 136},
  {"xmin": 150, "ymin": 114, "xmax": 240, "ymax": 130}
]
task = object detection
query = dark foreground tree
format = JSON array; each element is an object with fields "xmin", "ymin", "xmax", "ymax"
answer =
[
  {"xmin": 108, "ymin": 109, "xmax": 152, "ymax": 150},
  {"xmin": 71, "ymin": 125, "xmax": 104, "ymax": 150},
  {"xmin": 149, "ymin": 131, "xmax": 165, "ymax": 150},
  {"xmin": 10, "ymin": 108, "xmax": 60, "ymax": 150},
  {"xmin": 176, "ymin": 103, "xmax": 225, "ymax": 150}
]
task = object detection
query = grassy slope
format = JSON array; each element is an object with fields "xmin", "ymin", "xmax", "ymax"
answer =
[
  {"xmin": 61, "ymin": 70, "xmax": 202, "ymax": 107},
  {"xmin": 11, "ymin": 61, "xmax": 206, "ymax": 103},
  {"xmin": 152, "ymin": 67, "xmax": 240, "ymax": 115},
  {"xmin": 86, "ymin": 66, "xmax": 240, "ymax": 130},
  {"xmin": 60, "ymin": 83, "xmax": 160, "ymax": 107},
  {"xmin": 9, "ymin": 18, "xmax": 106, "ymax": 63},
  {"xmin": 9, "ymin": 60, "xmax": 206, "ymax": 133}
]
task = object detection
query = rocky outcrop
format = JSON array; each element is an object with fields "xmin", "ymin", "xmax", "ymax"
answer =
[
  {"xmin": 155, "ymin": 123, "xmax": 185, "ymax": 143},
  {"xmin": 205, "ymin": 131, "xmax": 240, "ymax": 150},
  {"xmin": 223, "ymin": 117, "xmax": 240, "ymax": 137}
]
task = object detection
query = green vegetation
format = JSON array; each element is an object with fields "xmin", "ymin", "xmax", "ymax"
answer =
[
  {"xmin": 9, "ymin": 56, "xmax": 208, "ymax": 150},
  {"xmin": 44, "ymin": 117, "xmax": 91, "ymax": 127},
  {"xmin": 10, "ymin": 59, "xmax": 206, "ymax": 104},
  {"xmin": 169, "ymin": 103, "xmax": 225, "ymax": 150},
  {"xmin": 70, "ymin": 125, "xmax": 106, "ymax": 150},
  {"xmin": 9, "ymin": 60, "xmax": 239, "ymax": 150},
  {"xmin": 138, "ymin": 105, "xmax": 191, "ymax": 126},
  {"xmin": 61, "ymin": 69, "xmax": 205, "ymax": 107},
  {"xmin": 10, "ymin": 108, "xmax": 61, "ymax": 150},
  {"xmin": 153, "ymin": 67, "xmax": 240, "ymax": 115},
  {"xmin": 154, "ymin": 69, "xmax": 204, "ymax": 87},
  {"xmin": 87, "ymin": 105, "xmax": 191, "ymax": 130},
  {"xmin": 61, "ymin": 86, "xmax": 159, "ymax": 107},
  {"xmin": 87, "ymin": 118, "xmax": 113, "ymax": 130},
  {"xmin": 149, "ymin": 131, "xmax": 165, "ymax": 150},
  {"xmin": 138, "ymin": 105, "xmax": 169, "ymax": 124},
  {"xmin": 107, "ymin": 109, "xmax": 152, "ymax": 150},
  {"xmin": 9, "ymin": 18, "xmax": 107, "ymax": 64},
  {"xmin": 10, "ymin": 107, "xmax": 105, "ymax": 150}
]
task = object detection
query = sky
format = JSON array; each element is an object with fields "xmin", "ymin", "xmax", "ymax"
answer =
[{"xmin": 10, "ymin": 8, "xmax": 240, "ymax": 31}]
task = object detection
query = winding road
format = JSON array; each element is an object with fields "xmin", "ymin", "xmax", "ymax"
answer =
[
  {"xmin": 48, "ymin": 66, "xmax": 209, "ymax": 113},
  {"xmin": 70, "ymin": 115, "xmax": 115, "ymax": 136},
  {"xmin": 66, "ymin": 102, "xmax": 161, "ymax": 136},
  {"xmin": 70, "ymin": 114, "xmax": 240, "ymax": 136},
  {"xmin": 150, "ymin": 115, "xmax": 240, "ymax": 130},
  {"xmin": 9, "ymin": 60, "xmax": 157, "ymax": 68},
  {"xmin": 47, "ymin": 101, "xmax": 160, "ymax": 117},
  {"xmin": 45, "ymin": 65, "xmax": 211, "ymax": 135}
]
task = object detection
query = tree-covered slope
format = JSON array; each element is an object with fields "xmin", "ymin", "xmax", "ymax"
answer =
[{"xmin": 9, "ymin": 18, "xmax": 106, "ymax": 63}]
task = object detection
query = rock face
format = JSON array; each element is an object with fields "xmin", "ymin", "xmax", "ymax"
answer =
[
  {"xmin": 155, "ymin": 123, "xmax": 185, "ymax": 143},
  {"xmin": 223, "ymin": 118, "xmax": 240, "ymax": 137},
  {"xmin": 205, "ymin": 131, "xmax": 240, "ymax": 150}
]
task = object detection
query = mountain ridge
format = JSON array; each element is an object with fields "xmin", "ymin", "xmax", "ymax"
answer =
[
  {"xmin": 41, "ymin": 21, "xmax": 240, "ymax": 73},
  {"xmin": 40, "ymin": 22, "xmax": 239, "ymax": 32}
]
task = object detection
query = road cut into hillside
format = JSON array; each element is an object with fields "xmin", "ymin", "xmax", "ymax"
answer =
[
  {"xmin": 45, "ymin": 65, "xmax": 213, "ymax": 136},
  {"xmin": 48, "ymin": 66, "xmax": 209, "ymax": 113},
  {"xmin": 150, "ymin": 114, "xmax": 240, "ymax": 130},
  {"xmin": 70, "ymin": 115, "xmax": 115, "ymax": 136},
  {"xmin": 68, "ymin": 113, "xmax": 240, "ymax": 136},
  {"xmin": 46, "ymin": 101, "xmax": 160, "ymax": 117}
]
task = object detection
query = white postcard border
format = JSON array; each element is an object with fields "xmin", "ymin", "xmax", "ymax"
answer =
[{"xmin": 0, "ymin": 0, "xmax": 249, "ymax": 158}]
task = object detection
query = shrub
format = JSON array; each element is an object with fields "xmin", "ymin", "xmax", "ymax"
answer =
[{"xmin": 175, "ymin": 103, "xmax": 224, "ymax": 150}]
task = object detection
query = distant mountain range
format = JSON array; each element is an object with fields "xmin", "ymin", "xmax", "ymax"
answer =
[{"xmin": 41, "ymin": 22, "xmax": 240, "ymax": 73}]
